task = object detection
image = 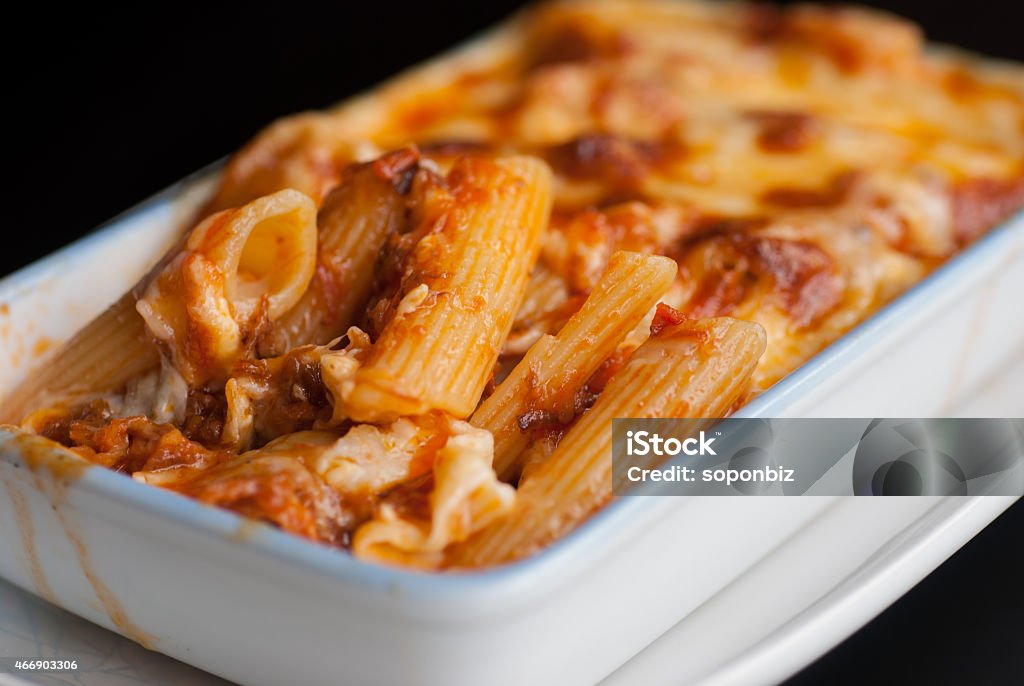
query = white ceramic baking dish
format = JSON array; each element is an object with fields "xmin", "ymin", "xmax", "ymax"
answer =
[{"xmin": 0, "ymin": 161, "xmax": 1022, "ymax": 685}]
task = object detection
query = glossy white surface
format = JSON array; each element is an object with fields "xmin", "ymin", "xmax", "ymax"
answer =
[
  {"xmin": 2, "ymin": 363, "xmax": 1020, "ymax": 686},
  {"xmin": 606, "ymin": 364, "xmax": 1024, "ymax": 686},
  {"xmin": 0, "ymin": 175, "xmax": 1022, "ymax": 686}
]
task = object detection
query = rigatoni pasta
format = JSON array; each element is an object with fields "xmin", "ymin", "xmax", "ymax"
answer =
[
  {"xmin": 5, "ymin": 293, "xmax": 159, "ymax": 425},
  {"xmin": 449, "ymin": 317, "xmax": 766, "ymax": 567},
  {"xmin": 331, "ymin": 155, "xmax": 553, "ymax": 423},
  {"xmin": 267, "ymin": 148, "xmax": 419, "ymax": 354},
  {"xmin": 7, "ymin": 0, "xmax": 1024, "ymax": 571},
  {"xmin": 137, "ymin": 189, "xmax": 318, "ymax": 386},
  {"xmin": 473, "ymin": 250, "xmax": 676, "ymax": 481}
]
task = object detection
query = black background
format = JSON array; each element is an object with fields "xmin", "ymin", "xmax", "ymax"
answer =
[{"xmin": 4, "ymin": 2, "xmax": 1024, "ymax": 684}]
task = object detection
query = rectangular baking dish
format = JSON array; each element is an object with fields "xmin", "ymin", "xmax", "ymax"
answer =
[
  {"xmin": 2, "ymin": 126, "xmax": 1024, "ymax": 686},
  {"xmin": 1, "ymin": 166, "xmax": 1021, "ymax": 686}
]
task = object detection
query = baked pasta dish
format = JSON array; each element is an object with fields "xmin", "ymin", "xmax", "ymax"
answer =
[{"xmin": 4, "ymin": 0, "xmax": 1024, "ymax": 569}]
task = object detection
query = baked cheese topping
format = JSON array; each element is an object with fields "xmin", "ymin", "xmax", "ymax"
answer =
[{"xmin": 211, "ymin": 0, "xmax": 1024, "ymax": 391}]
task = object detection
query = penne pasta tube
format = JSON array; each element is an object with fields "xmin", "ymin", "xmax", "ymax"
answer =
[
  {"xmin": 449, "ymin": 316, "xmax": 767, "ymax": 568},
  {"xmin": 2, "ymin": 293, "xmax": 159, "ymax": 424},
  {"xmin": 267, "ymin": 148, "xmax": 419, "ymax": 353},
  {"xmin": 473, "ymin": 251, "xmax": 677, "ymax": 482},
  {"xmin": 333, "ymin": 155, "xmax": 553, "ymax": 423},
  {"xmin": 137, "ymin": 189, "xmax": 318, "ymax": 386},
  {"xmin": 4, "ymin": 189, "xmax": 319, "ymax": 424}
]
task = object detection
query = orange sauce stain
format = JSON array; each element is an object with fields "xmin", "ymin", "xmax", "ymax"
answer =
[
  {"xmin": 32, "ymin": 337, "xmax": 55, "ymax": 358},
  {"xmin": 0, "ymin": 302, "xmax": 9, "ymax": 342},
  {"xmin": 233, "ymin": 516, "xmax": 263, "ymax": 542},
  {"xmin": 56, "ymin": 511, "xmax": 155, "ymax": 650},
  {"xmin": 7, "ymin": 429, "xmax": 156, "ymax": 649},
  {"xmin": 2, "ymin": 478, "xmax": 57, "ymax": 603},
  {"xmin": 13, "ymin": 431, "xmax": 90, "ymax": 483}
]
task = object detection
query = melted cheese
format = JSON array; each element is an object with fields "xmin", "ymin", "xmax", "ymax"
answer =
[{"xmin": 212, "ymin": 0, "xmax": 1024, "ymax": 390}]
